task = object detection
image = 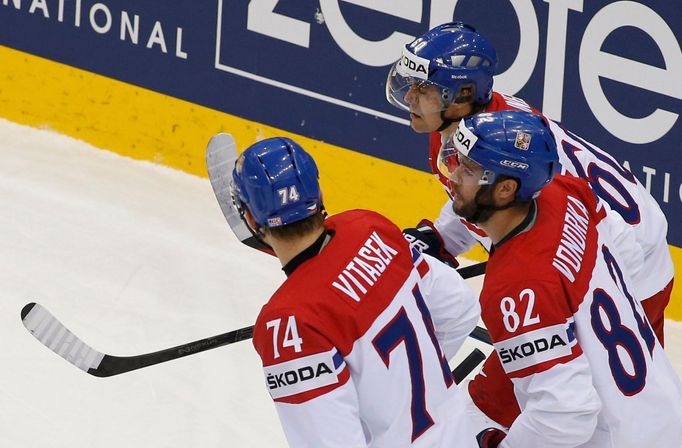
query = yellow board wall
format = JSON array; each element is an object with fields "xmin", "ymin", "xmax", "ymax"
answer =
[{"xmin": 2, "ymin": 45, "xmax": 680, "ymax": 320}]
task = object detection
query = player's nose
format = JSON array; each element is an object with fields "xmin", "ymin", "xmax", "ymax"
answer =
[{"xmin": 404, "ymin": 85, "xmax": 419, "ymax": 107}]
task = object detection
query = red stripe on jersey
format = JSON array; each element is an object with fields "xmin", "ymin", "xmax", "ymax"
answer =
[
  {"xmin": 416, "ymin": 258, "xmax": 430, "ymax": 278},
  {"xmin": 460, "ymin": 219, "xmax": 488, "ymax": 238},
  {"xmin": 274, "ymin": 366, "xmax": 351, "ymax": 405}
]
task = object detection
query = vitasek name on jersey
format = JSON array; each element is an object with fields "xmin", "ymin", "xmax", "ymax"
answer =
[
  {"xmin": 331, "ymin": 231, "xmax": 398, "ymax": 303},
  {"xmin": 264, "ymin": 350, "xmax": 338, "ymax": 399},
  {"xmin": 496, "ymin": 324, "xmax": 572, "ymax": 373}
]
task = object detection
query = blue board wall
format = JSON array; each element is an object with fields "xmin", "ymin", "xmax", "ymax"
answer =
[{"xmin": 1, "ymin": 0, "xmax": 680, "ymax": 243}]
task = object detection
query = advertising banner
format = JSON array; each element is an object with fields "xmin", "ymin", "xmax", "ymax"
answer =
[{"xmin": 1, "ymin": 0, "xmax": 680, "ymax": 244}]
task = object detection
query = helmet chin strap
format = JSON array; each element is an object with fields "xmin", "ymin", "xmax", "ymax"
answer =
[
  {"xmin": 435, "ymin": 108, "xmax": 474, "ymax": 133},
  {"xmin": 436, "ymin": 99, "xmax": 486, "ymax": 133},
  {"xmin": 237, "ymin": 201, "xmax": 274, "ymax": 250},
  {"xmin": 436, "ymin": 112, "xmax": 455, "ymax": 132}
]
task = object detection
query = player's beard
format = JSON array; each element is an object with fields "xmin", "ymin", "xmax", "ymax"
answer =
[{"xmin": 452, "ymin": 186, "xmax": 498, "ymax": 224}]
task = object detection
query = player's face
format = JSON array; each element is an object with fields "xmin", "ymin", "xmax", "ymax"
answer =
[
  {"xmin": 438, "ymin": 149, "xmax": 491, "ymax": 221},
  {"xmin": 448, "ymin": 155, "xmax": 484, "ymax": 219},
  {"xmin": 403, "ymin": 83, "xmax": 446, "ymax": 133}
]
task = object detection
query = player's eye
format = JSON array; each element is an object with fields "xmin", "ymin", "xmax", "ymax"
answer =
[{"xmin": 409, "ymin": 79, "xmax": 430, "ymax": 94}]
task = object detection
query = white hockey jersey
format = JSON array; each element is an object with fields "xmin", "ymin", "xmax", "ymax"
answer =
[
  {"xmin": 253, "ymin": 210, "xmax": 481, "ymax": 447},
  {"xmin": 480, "ymin": 176, "xmax": 682, "ymax": 447},
  {"xmin": 429, "ymin": 92, "xmax": 673, "ymax": 299}
]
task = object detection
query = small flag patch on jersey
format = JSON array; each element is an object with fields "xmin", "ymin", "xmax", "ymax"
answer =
[{"xmin": 514, "ymin": 131, "xmax": 531, "ymax": 150}]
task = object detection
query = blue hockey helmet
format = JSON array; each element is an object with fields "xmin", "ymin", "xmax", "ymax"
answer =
[
  {"xmin": 386, "ymin": 22, "xmax": 498, "ymax": 112},
  {"xmin": 438, "ymin": 110, "xmax": 560, "ymax": 201},
  {"xmin": 231, "ymin": 137, "xmax": 323, "ymax": 228}
]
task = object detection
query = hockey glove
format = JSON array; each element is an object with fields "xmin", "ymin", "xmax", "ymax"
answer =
[
  {"xmin": 476, "ymin": 428, "xmax": 506, "ymax": 448},
  {"xmin": 403, "ymin": 219, "xmax": 459, "ymax": 268}
]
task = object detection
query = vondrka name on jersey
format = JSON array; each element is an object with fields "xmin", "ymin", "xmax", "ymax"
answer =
[
  {"xmin": 263, "ymin": 350, "xmax": 341, "ymax": 400},
  {"xmin": 552, "ymin": 195, "xmax": 590, "ymax": 283},
  {"xmin": 495, "ymin": 323, "xmax": 574, "ymax": 373}
]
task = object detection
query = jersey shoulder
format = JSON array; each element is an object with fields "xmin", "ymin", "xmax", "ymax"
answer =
[
  {"xmin": 481, "ymin": 181, "xmax": 591, "ymax": 376},
  {"xmin": 256, "ymin": 209, "xmax": 416, "ymax": 354},
  {"xmin": 485, "ymin": 177, "xmax": 601, "ymax": 307},
  {"xmin": 487, "ymin": 91, "xmax": 541, "ymax": 114},
  {"xmin": 253, "ymin": 209, "xmax": 416, "ymax": 403}
]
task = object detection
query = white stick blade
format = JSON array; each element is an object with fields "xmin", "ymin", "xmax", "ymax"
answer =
[
  {"xmin": 205, "ymin": 133, "xmax": 253, "ymax": 243},
  {"xmin": 21, "ymin": 303, "xmax": 105, "ymax": 372}
]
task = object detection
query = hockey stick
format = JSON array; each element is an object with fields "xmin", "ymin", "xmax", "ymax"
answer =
[
  {"xmin": 22, "ymin": 302, "xmax": 486, "ymax": 383},
  {"xmin": 21, "ymin": 258, "xmax": 491, "ymax": 378},
  {"xmin": 206, "ymin": 132, "xmax": 273, "ymax": 254},
  {"xmin": 452, "ymin": 348, "xmax": 487, "ymax": 384},
  {"xmin": 22, "ymin": 301, "xmax": 485, "ymax": 381},
  {"xmin": 21, "ymin": 302, "xmax": 254, "ymax": 377}
]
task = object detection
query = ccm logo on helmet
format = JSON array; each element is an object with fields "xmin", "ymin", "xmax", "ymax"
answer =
[
  {"xmin": 500, "ymin": 160, "xmax": 529, "ymax": 170},
  {"xmin": 263, "ymin": 349, "xmax": 341, "ymax": 399},
  {"xmin": 494, "ymin": 323, "xmax": 573, "ymax": 373}
]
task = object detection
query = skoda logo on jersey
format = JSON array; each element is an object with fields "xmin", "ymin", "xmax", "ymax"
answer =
[
  {"xmin": 499, "ymin": 334, "xmax": 567, "ymax": 365},
  {"xmin": 398, "ymin": 48, "xmax": 430, "ymax": 80},
  {"xmin": 495, "ymin": 323, "xmax": 573, "ymax": 373},
  {"xmin": 500, "ymin": 160, "xmax": 529, "ymax": 170},
  {"xmin": 266, "ymin": 362, "xmax": 333, "ymax": 390},
  {"xmin": 263, "ymin": 350, "xmax": 341, "ymax": 399}
]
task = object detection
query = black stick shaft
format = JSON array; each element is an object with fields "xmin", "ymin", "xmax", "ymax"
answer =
[{"xmin": 90, "ymin": 261, "xmax": 491, "ymax": 376}]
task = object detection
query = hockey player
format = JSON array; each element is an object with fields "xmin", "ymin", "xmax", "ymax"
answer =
[
  {"xmin": 230, "ymin": 136, "xmax": 482, "ymax": 447},
  {"xmin": 440, "ymin": 110, "xmax": 682, "ymax": 447},
  {"xmin": 387, "ymin": 22, "xmax": 675, "ymax": 428},
  {"xmin": 388, "ymin": 21, "xmax": 673, "ymax": 344}
]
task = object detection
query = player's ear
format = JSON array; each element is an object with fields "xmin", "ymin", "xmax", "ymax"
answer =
[
  {"xmin": 243, "ymin": 208, "xmax": 269, "ymax": 240},
  {"xmin": 495, "ymin": 178, "xmax": 519, "ymax": 206},
  {"xmin": 243, "ymin": 208, "xmax": 258, "ymax": 231}
]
